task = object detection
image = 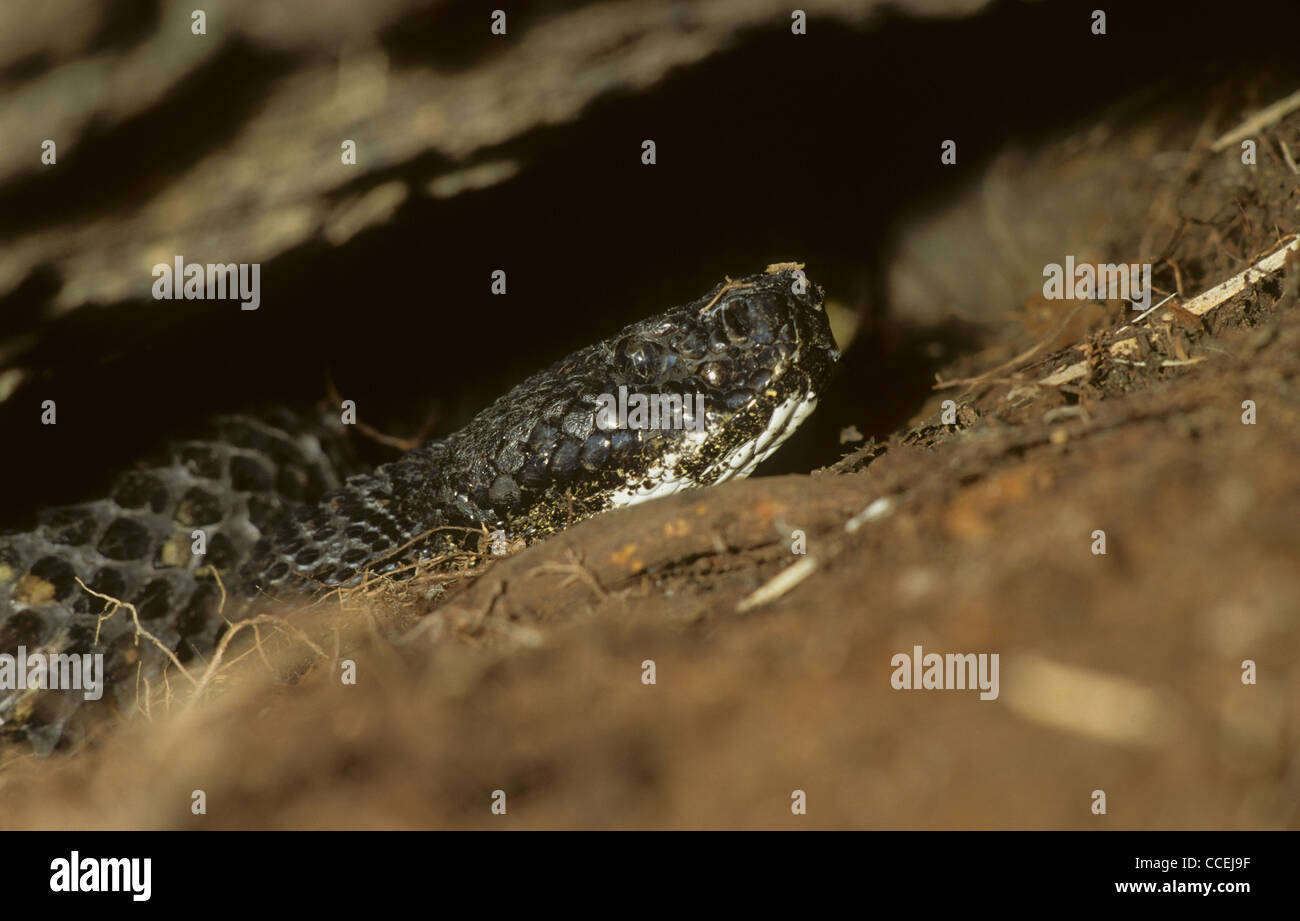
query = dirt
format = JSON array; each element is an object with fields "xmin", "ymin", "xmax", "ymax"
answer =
[{"xmin": 3, "ymin": 72, "xmax": 1298, "ymax": 828}]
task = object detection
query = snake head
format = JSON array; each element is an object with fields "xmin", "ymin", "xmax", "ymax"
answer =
[
  {"xmin": 636, "ymin": 264, "xmax": 838, "ymax": 493},
  {"xmin": 450, "ymin": 266, "xmax": 839, "ymax": 526}
]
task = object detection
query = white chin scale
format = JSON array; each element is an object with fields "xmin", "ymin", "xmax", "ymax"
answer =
[{"xmin": 607, "ymin": 388, "xmax": 819, "ymax": 510}]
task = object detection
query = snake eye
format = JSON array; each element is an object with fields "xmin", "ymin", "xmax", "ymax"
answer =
[
  {"xmin": 616, "ymin": 337, "xmax": 664, "ymax": 380},
  {"xmin": 722, "ymin": 298, "xmax": 751, "ymax": 342}
]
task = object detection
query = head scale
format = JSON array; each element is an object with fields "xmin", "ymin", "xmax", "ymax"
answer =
[{"xmin": 447, "ymin": 266, "xmax": 839, "ymax": 529}]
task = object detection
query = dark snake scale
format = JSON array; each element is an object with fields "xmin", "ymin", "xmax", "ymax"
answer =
[{"xmin": 0, "ymin": 266, "xmax": 839, "ymax": 752}]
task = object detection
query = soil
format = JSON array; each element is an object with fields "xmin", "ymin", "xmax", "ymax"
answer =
[{"xmin": 0, "ymin": 1, "xmax": 1297, "ymax": 829}]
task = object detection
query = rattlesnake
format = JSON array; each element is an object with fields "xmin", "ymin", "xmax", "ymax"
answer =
[{"xmin": 0, "ymin": 265, "xmax": 839, "ymax": 752}]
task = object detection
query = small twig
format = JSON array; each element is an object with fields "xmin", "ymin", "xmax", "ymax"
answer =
[
  {"xmin": 324, "ymin": 374, "xmax": 440, "ymax": 452},
  {"xmin": 1279, "ymin": 138, "xmax": 1300, "ymax": 178},
  {"xmin": 1042, "ymin": 405, "xmax": 1092, "ymax": 426},
  {"xmin": 362, "ymin": 525, "xmax": 481, "ymax": 573},
  {"xmin": 934, "ymin": 302, "xmax": 1085, "ymax": 390},
  {"xmin": 736, "ymin": 557, "xmax": 818, "ymax": 613},
  {"xmin": 79, "ymin": 578, "xmax": 195, "ymax": 685},
  {"xmin": 136, "ymin": 666, "xmax": 151, "ymax": 721},
  {"xmin": 1179, "ymin": 234, "xmax": 1298, "ymax": 316},
  {"xmin": 1166, "ymin": 258, "xmax": 1185, "ymax": 299},
  {"xmin": 1211, "ymin": 88, "xmax": 1300, "ymax": 151},
  {"xmin": 251, "ymin": 623, "xmax": 276, "ymax": 674},
  {"xmin": 528, "ymin": 551, "xmax": 609, "ymax": 601},
  {"xmin": 1040, "ymin": 235, "xmax": 1300, "ymax": 386},
  {"xmin": 845, "ymin": 497, "xmax": 895, "ymax": 534},
  {"xmin": 1111, "ymin": 357, "xmax": 1208, "ymax": 369},
  {"xmin": 204, "ymin": 565, "xmax": 228, "ymax": 616},
  {"xmin": 1116, "ymin": 291, "xmax": 1178, "ymax": 334},
  {"xmin": 190, "ymin": 613, "xmax": 331, "ymax": 702},
  {"xmin": 698, "ymin": 275, "xmax": 762, "ymax": 315}
]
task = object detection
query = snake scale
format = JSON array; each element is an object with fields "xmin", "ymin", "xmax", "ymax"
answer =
[{"xmin": 0, "ymin": 266, "xmax": 839, "ymax": 753}]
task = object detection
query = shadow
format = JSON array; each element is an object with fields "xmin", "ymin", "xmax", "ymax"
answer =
[
  {"xmin": 0, "ymin": 38, "xmax": 293, "ymax": 240},
  {"xmin": 379, "ymin": 0, "xmax": 575, "ymax": 73}
]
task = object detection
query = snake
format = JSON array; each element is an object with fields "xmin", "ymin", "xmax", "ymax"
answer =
[{"xmin": 0, "ymin": 265, "xmax": 839, "ymax": 753}]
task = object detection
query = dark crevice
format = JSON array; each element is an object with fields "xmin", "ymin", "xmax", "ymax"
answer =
[{"xmin": 84, "ymin": 0, "xmax": 162, "ymax": 56}]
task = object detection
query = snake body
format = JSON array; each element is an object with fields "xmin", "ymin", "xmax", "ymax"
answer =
[{"xmin": 0, "ymin": 266, "xmax": 838, "ymax": 752}]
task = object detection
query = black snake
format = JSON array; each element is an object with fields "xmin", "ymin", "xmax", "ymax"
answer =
[{"xmin": 0, "ymin": 265, "xmax": 839, "ymax": 753}]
